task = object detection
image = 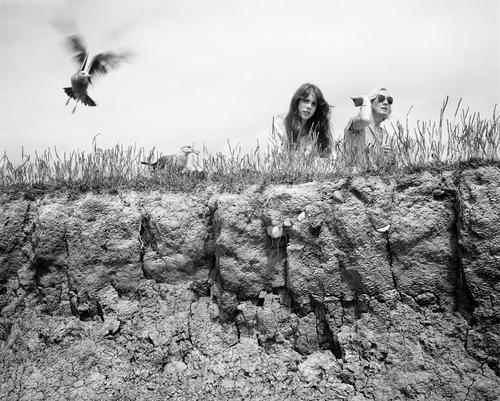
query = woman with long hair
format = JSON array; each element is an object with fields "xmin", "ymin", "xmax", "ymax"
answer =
[{"xmin": 273, "ymin": 83, "xmax": 333, "ymax": 155}]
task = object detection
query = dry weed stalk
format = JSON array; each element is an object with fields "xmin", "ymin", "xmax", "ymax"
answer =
[{"xmin": 1, "ymin": 100, "xmax": 498, "ymax": 193}]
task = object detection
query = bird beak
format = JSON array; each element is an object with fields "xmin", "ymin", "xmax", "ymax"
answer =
[{"xmin": 193, "ymin": 149, "xmax": 200, "ymax": 155}]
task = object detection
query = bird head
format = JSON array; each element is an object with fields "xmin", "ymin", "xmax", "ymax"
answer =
[
  {"xmin": 76, "ymin": 71, "xmax": 92, "ymax": 81},
  {"xmin": 181, "ymin": 145, "xmax": 199, "ymax": 155}
]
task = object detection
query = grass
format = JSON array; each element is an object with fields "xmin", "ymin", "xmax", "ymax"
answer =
[{"xmin": 1, "ymin": 98, "xmax": 499, "ymax": 195}]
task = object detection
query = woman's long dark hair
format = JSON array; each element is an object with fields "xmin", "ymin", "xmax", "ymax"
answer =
[{"xmin": 284, "ymin": 83, "xmax": 332, "ymax": 154}]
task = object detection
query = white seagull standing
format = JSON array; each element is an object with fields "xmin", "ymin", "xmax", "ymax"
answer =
[
  {"xmin": 63, "ymin": 35, "xmax": 130, "ymax": 113},
  {"xmin": 141, "ymin": 146, "xmax": 200, "ymax": 170}
]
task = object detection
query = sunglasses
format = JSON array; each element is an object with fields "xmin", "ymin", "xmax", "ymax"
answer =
[{"xmin": 376, "ymin": 95, "xmax": 393, "ymax": 105}]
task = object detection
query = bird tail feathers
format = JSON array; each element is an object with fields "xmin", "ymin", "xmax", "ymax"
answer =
[
  {"xmin": 82, "ymin": 95, "xmax": 96, "ymax": 107},
  {"xmin": 63, "ymin": 88, "xmax": 96, "ymax": 107},
  {"xmin": 63, "ymin": 87, "xmax": 76, "ymax": 99}
]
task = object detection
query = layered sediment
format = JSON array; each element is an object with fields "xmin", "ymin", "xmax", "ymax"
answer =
[{"xmin": 1, "ymin": 166, "xmax": 499, "ymax": 400}]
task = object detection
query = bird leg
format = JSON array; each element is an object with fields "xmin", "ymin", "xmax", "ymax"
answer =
[
  {"xmin": 65, "ymin": 97, "xmax": 71, "ymax": 106},
  {"xmin": 72, "ymin": 99, "xmax": 79, "ymax": 114}
]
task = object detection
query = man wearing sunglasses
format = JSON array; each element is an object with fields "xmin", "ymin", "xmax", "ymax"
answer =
[{"xmin": 344, "ymin": 88, "xmax": 395, "ymax": 170}]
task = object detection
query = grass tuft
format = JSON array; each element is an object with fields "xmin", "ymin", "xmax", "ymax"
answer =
[{"xmin": 1, "ymin": 99, "xmax": 499, "ymax": 195}]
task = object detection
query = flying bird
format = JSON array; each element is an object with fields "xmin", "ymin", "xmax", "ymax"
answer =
[
  {"xmin": 141, "ymin": 146, "xmax": 200, "ymax": 170},
  {"xmin": 63, "ymin": 35, "xmax": 130, "ymax": 113}
]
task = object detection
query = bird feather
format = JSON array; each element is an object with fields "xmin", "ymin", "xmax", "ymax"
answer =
[
  {"xmin": 88, "ymin": 52, "xmax": 130, "ymax": 76},
  {"xmin": 66, "ymin": 35, "xmax": 88, "ymax": 71}
]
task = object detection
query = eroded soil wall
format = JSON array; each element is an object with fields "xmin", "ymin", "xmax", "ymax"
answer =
[{"xmin": 1, "ymin": 166, "xmax": 499, "ymax": 400}]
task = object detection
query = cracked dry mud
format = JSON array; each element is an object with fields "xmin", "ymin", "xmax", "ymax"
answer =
[{"xmin": 1, "ymin": 166, "xmax": 499, "ymax": 400}]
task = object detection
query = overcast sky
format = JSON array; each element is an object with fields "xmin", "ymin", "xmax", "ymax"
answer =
[{"xmin": 1, "ymin": 0, "xmax": 499, "ymax": 163}]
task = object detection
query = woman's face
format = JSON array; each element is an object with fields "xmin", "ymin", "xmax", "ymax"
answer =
[
  {"xmin": 297, "ymin": 92, "xmax": 317, "ymax": 121},
  {"xmin": 371, "ymin": 89, "xmax": 392, "ymax": 118}
]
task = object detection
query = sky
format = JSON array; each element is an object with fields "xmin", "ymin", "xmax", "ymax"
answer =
[{"xmin": 0, "ymin": 0, "xmax": 499, "ymax": 164}]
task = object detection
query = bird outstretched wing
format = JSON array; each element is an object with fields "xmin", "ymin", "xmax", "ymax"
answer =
[
  {"xmin": 66, "ymin": 35, "xmax": 88, "ymax": 71},
  {"xmin": 88, "ymin": 52, "xmax": 131, "ymax": 77}
]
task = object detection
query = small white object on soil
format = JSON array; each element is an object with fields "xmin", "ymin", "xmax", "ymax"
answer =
[{"xmin": 376, "ymin": 224, "xmax": 391, "ymax": 233}]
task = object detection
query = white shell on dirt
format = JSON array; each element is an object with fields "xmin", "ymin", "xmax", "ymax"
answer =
[
  {"xmin": 376, "ymin": 224, "xmax": 391, "ymax": 233},
  {"xmin": 267, "ymin": 225, "xmax": 283, "ymax": 239}
]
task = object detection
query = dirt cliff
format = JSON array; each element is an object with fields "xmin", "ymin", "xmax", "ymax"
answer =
[{"xmin": 1, "ymin": 166, "xmax": 499, "ymax": 400}]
